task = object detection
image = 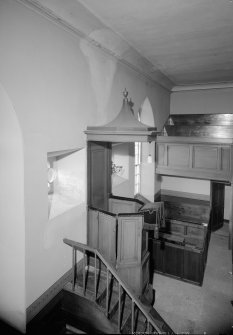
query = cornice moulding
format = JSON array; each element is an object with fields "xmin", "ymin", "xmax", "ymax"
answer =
[
  {"xmin": 172, "ymin": 82, "xmax": 233, "ymax": 92},
  {"xmin": 16, "ymin": 0, "xmax": 173, "ymax": 91}
]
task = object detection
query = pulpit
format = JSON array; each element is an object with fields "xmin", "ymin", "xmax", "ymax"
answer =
[{"xmin": 85, "ymin": 90, "xmax": 158, "ymax": 298}]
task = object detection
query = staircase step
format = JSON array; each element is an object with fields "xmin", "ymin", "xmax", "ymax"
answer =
[
  {"xmin": 65, "ymin": 324, "xmax": 87, "ymax": 334},
  {"xmin": 110, "ymin": 292, "xmax": 132, "ymax": 333},
  {"xmin": 66, "ymin": 261, "xmax": 174, "ymax": 334},
  {"xmin": 98, "ymin": 276, "xmax": 119, "ymax": 315},
  {"xmin": 76, "ymin": 265, "xmax": 115, "ymax": 300},
  {"xmin": 62, "ymin": 288, "xmax": 118, "ymax": 334}
]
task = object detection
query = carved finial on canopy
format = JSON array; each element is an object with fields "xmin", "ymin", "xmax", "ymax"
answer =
[{"xmin": 123, "ymin": 88, "xmax": 128, "ymax": 101}]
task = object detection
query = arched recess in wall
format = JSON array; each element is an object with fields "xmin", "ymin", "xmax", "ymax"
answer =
[
  {"xmin": 0, "ymin": 83, "xmax": 26, "ymax": 332},
  {"xmin": 135, "ymin": 97, "xmax": 155, "ymax": 201}
]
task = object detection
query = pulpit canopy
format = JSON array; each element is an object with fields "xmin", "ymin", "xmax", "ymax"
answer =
[{"xmin": 85, "ymin": 90, "xmax": 158, "ymax": 142}]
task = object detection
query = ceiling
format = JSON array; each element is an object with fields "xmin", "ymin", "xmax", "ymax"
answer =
[{"xmin": 77, "ymin": 0, "xmax": 233, "ymax": 87}]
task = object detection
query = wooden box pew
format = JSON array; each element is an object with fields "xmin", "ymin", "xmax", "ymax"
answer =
[{"xmin": 151, "ymin": 193, "xmax": 211, "ymax": 285}]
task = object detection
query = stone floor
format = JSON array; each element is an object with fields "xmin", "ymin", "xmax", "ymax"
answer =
[{"xmin": 153, "ymin": 224, "xmax": 233, "ymax": 335}]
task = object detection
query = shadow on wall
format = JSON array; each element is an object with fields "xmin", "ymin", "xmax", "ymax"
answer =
[
  {"xmin": 47, "ymin": 149, "xmax": 86, "ymax": 220},
  {"xmin": 44, "ymin": 148, "xmax": 87, "ymax": 249},
  {"xmin": 80, "ymin": 29, "xmax": 122, "ymax": 124}
]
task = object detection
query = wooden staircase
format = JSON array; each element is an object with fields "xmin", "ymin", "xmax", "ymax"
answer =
[{"xmin": 62, "ymin": 238, "xmax": 174, "ymax": 334}]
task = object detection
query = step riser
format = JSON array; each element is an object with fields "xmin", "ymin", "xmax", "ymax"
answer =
[{"xmin": 62, "ymin": 289, "xmax": 117, "ymax": 334}]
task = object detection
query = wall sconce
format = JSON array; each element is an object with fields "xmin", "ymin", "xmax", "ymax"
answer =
[
  {"xmin": 147, "ymin": 142, "xmax": 153, "ymax": 164},
  {"xmin": 111, "ymin": 161, "xmax": 123, "ymax": 175}
]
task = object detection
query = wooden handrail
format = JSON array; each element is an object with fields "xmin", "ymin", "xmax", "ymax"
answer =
[{"xmin": 63, "ymin": 238, "xmax": 165, "ymax": 334}]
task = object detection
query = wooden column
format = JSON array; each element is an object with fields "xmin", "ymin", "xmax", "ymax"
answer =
[
  {"xmin": 210, "ymin": 181, "xmax": 225, "ymax": 232},
  {"xmin": 229, "ymin": 183, "xmax": 233, "ymax": 251}
]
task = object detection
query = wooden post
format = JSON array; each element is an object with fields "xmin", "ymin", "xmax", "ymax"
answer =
[
  {"xmin": 83, "ymin": 250, "xmax": 86, "ymax": 296},
  {"xmin": 106, "ymin": 269, "xmax": 109, "ymax": 317},
  {"xmin": 118, "ymin": 283, "xmax": 121, "ymax": 333},
  {"xmin": 229, "ymin": 182, "xmax": 233, "ymax": 252},
  {"xmin": 94, "ymin": 252, "xmax": 97, "ymax": 300},
  {"xmin": 230, "ymin": 145, "xmax": 233, "ymax": 273},
  {"xmin": 72, "ymin": 247, "xmax": 76, "ymax": 291},
  {"xmin": 131, "ymin": 300, "xmax": 135, "ymax": 333}
]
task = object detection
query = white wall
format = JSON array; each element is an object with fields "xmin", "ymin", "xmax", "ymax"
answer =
[
  {"xmin": 0, "ymin": 84, "xmax": 26, "ymax": 332},
  {"xmin": 171, "ymin": 87, "xmax": 233, "ymax": 115},
  {"xmin": 140, "ymin": 98, "xmax": 157, "ymax": 201},
  {"xmin": 161, "ymin": 176, "xmax": 210, "ymax": 196},
  {"xmin": 0, "ymin": 0, "xmax": 170, "ymax": 330},
  {"xmin": 112, "ymin": 143, "xmax": 135, "ymax": 197}
]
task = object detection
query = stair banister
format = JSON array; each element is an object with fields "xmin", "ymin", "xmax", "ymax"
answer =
[{"xmin": 63, "ymin": 238, "xmax": 164, "ymax": 334}]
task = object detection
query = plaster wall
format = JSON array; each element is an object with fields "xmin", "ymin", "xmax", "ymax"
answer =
[
  {"xmin": 170, "ymin": 87, "xmax": 233, "ymax": 115},
  {"xmin": 112, "ymin": 143, "xmax": 135, "ymax": 198},
  {"xmin": 0, "ymin": 84, "xmax": 26, "ymax": 332},
  {"xmin": 0, "ymin": 0, "xmax": 170, "ymax": 329}
]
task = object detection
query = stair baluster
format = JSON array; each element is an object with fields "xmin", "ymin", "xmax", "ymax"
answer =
[
  {"xmin": 72, "ymin": 247, "xmax": 76, "ymax": 291},
  {"xmin": 118, "ymin": 283, "xmax": 121, "ymax": 333},
  {"xmin": 131, "ymin": 300, "xmax": 135, "ymax": 333},
  {"xmin": 94, "ymin": 252, "xmax": 97, "ymax": 301},
  {"xmin": 63, "ymin": 238, "xmax": 174, "ymax": 334},
  {"xmin": 106, "ymin": 269, "xmax": 109, "ymax": 317},
  {"xmin": 83, "ymin": 250, "xmax": 86, "ymax": 296},
  {"xmin": 147, "ymin": 320, "xmax": 151, "ymax": 333}
]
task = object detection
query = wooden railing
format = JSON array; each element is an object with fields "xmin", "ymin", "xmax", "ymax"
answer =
[{"xmin": 63, "ymin": 238, "xmax": 167, "ymax": 334}]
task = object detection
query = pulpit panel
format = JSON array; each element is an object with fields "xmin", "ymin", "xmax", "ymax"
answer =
[
  {"xmin": 117, "ymin": 214, "xmax": 143, "ymax": 267},
  {"xmin": 98, "ymin": 211, "xmax": 117, "ymax": 264}
]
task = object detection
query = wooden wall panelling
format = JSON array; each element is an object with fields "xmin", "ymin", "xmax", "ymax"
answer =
[
  {"xmin": 87, "ymin": 207, "xmax": 117, "ymax": 264},
  {"xmin": 161, "ymin": 195, "xmax": 210, "ymax": 224},
  {"xmin": 116, "ymin": 252, "xmax": 150, "ymax": 296},
  {"xmin": 168, "ymin": 114, "xmax": 233, "ymax": 126},
  {"xmin": 156, "ymin": 139, "xmax": 232, "ymax": 182},
  {"xmin": 183, "ymin": 247, "xmax": 203, "ymax": 284},
  {"xmin": 87, "ymin": 141, "xmax": 111, "ymax": 211},
  {"xmin": 163, "ymin": 242, "xmax": 184, "ymax": 278},
  {"xmin": 117, "ymin": 214, "xmax": 144, "ymax": 266},
  {"xmin": 98, "ymin": 211, "xmax": 117, "ymax": 264},
  {"xmin": 87, "ymin": 208, "xmax": 99, "ymax": 249},
  {"xmin": 116, "ymin": 213, "xmax": 150, "ymax": 296},
  {"xmin": 165, "ymin": 125, "xmax": 233, "ymax": 138},
  {"xmin": 108, "ymin": 196, "xmax": 143, "ymax": 214}
]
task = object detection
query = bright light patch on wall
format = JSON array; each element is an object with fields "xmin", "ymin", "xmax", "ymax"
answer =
[{"xmin": 47, "ymin": 149, "xmax": 85, "ymax": 220}]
